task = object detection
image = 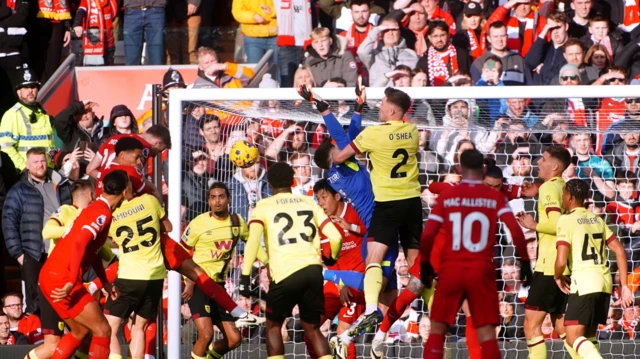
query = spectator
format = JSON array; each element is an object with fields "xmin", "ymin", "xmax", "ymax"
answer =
[
  {"xmin": 0, "ymin": 66, "xmax": 54, "ymax": 171},
  {"xmin": 319, "ymin": 0, "xmax": 384, "ymax": 32},
  {"xmin": 592, "ymin": 66, "xmax": 629, "ymax": 153},
  {"xmin": 498, "ymin": 301, "xmax": 523, "ymax": 339},
  {"xmin": 232, "ymin": 0, "xmax": 278, "ymax": 65},
  {"xmin": 551, "ymin": 64, "xmax": 589, "ymax": 127},
  {"xmin": 27, "ymin": 0, "xmax": 71, "ymax": 83},
  {"xmin": 413, "ymin": 0, "xmax": 456, "ymax": 34},
  {"xmin": 395, "ymin": 251, "xmax": 410, "ymax": 289},
  {"xmin": 1, "ymin": 292, "xmax": 42, "ymax": 344},
  {"xmin": 72, "ymin": 0, "xmax": 117, "ymax": 65},
  {"xmin": 524, "ymin": 11, "xmax": 569, "ymax": 85},
  {"xmin": 603, "ymin": 98, "xmax": 640, "ymax": 154},
  {"xmin": 290, "ymin": 152, "xmax": 315, "ymax": 196},
  {"xmin": 198, "ymin": 114, "xmax": 225, "ymax": 173},
  {"xmin": 581, "ymin": 15, "xmax": 623, "ymax": 61},
  {"xmin": 470, "ymin": 21, "xmax": 530, "ymax": 86},
  {"xmin": 500, "ymin": 259, "xmax": 528, "ymax": 303},
  {"xmin": 486, "ymin": 0, "xmax": 546, "ymax": 57},
  {"xmin": 474, "ymin": 57, "xmax": 505, "ymax": 120},
  {"xmin": 610, "ymin": 132, "xmax": 640, "ymax": 176},
  {"xmin": 584, "ymin": 44, "xmax": 612, "ymax": 70},
  {"xmin": 416, "ymin": 21, "xmax": 471, "ymax": 87},
  {"xmin": 605, "ymin": 173, "xmax": 640, "ymax": 263},
  {"xmin": 620, "ymin": 305, "xmax": 640, "ymax": 339},
  {"xmin": 192, "ymin": 47, "xmax": 254, "ymax": 89},
  {"xmin": 418, "ymin": 315, "xmax": 430, "ymax": 343},
  {"xmin": 0, "ymin": 312, "xmax": 28, "ymax": 345},
  {"xmin": 2, "ymin": 148, "xmax": 72, "ymax": 314},
  {"xmin": 166, "ymin": 0, "xmax": 202, "ymax": 65},
  {"xmin": 501, "ymin": 99, "xmax": 539, "ymax": 128},
  {"xmin": 264, "ymin": 121, "xmax": 312, "ymax": 162},
  {"xmin": 598, "ymin": 308, "xmax": 624, "ymax": 341},
  {"xmin": 337, "ymin": 0, "xmax": 375, "ymax": 85},
  {"xmin": 372, "ymin": 64, "xmax": 411, "ymax": 88},
  {"xmin": 292, "ymin": 66, "xmax": 315, "ymax": 89},
  {"xmin": 452, "ymin": 2, "xmax": 486, "ymax": 61},
  {"xmin": 182, "ymin": 149, "xmax": 212, "ymax": 220},
  {"xmin": 525, "ymin": 234, "xmax": 537, "ymax": 268},
  {"xmin": 275, "ymin": 0, "xmax": 311, "ymax": 88},
  {"xmin": 397, "ymin": 3, "xmax": 430, "ymax": 56},
  {"xmin": 101, "ymin": 105, "xmax": 137, "ymax": 144},
  {"xmin": 571, "ymin": 133, "xmax": 616, "ymax": 199},
  {"xmin": 555, "ymin": 37, "xmax": 599, "ymax": 84},
  {"xmin": 494, "ymin": 119, "xmax": 541, "ymax": 166},
  {"xmin": 304, "ymin": 28, "xmax": 358, "ymax": 87},
  {"xmin": 227, "ymin": 161, "xmax": 270, "ymax": 219},
  {"xmin": 358, "ymin": 17, "xmax": 418, "ymax": 89},
  {"xmin": 53, "ymin": 101, "xmax": 104, "ymax": 153},
  {"xmin": 567, "ymin": 0, "xmax": 593, "ymax": 38},
  {"xmin": 503, "ymin": 153, "xmax": 533, "ymax": 185},
  {"xmin": 183, "ymin": 106, "xmax": 206, "ymax": 149},
  {"xmin": 0, "ymin": 0, "xmax": 28, "ymax": 114},
  {"xmin": 122, "ymin": 0, "xmax": 166, "ymax": 65}
]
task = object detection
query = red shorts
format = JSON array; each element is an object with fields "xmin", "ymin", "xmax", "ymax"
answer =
[
  {"xmin": 161, "ymin": 234, "xmax": 191, "ymax": 271},
  {"xmin": 429, "ymin": 263, "xmax": 499, "ymax": 328},
  {"xmin": 39, "ymin": 269, "xmax": 95, "ymax": 320},
  {"xmin": 323, "ymin": 281, "xmax": 364, "ymax": 324}
]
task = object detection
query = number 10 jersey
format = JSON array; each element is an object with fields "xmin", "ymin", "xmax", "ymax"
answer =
[{"xmin": 109, "ymin": 194, "xmax": 167, "ymax": 281}]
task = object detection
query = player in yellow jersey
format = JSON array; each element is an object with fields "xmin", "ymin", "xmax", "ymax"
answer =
[
  {"xmin": 329, "ymin": 87, "xmax": 422, "ymax": 334},
  {"xmin": 516, "ymin": 146, "xmax": 576, "ymax": 359},
  {"xmin": 26, "ymin": 180, "xmax": 102, "ymax": 359},
  {"xmin": 554, "ymin": 179, "xmax": 634, "ymax": 359},
  {"xmin": 181, "ymin": 182, "xmax": 267, "ymax": 359},
  {"xmin": 240, "ymin": 162, "xmax": 343, "ymax": 359},
  {"xmin": 104, "ymin": 193, "xmax": 168, "ymax": 359}
]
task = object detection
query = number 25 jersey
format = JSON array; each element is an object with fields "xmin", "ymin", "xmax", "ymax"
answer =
[
  {"xmin": 249, "ymin": 192, "xmax": 340, "ymax": 284},
  {"xmin": 109, "ymin": 194, "xmax": 166, "ymax": 281}
]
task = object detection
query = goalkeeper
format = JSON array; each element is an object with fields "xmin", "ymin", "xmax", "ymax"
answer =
[{"xmin": 298, "ymin": 80, "xmax": 399, "ymax": 358}]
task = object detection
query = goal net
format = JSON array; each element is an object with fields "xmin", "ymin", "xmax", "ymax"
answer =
[{"xmin": 165, "ymin": 84, "xmax": 640, "ymax": 359}]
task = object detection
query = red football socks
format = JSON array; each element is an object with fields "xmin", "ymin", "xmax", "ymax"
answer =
[
  {"xmin": 52, "ymin": 333, "xmax": 82, "ymax": 359},
  {"xmin": 195, "ymin": 273, "xmax": 237, "ymax": 313},
  {"xmin": 145, "ymin": 321, "xmax": 157, "ymax": 357},
  {"xmin": 380, "ymin": 289, "xmax": 418, "ymax": 333},
  {"xmin": 480, "ymin": 339, "xmax": 501, "ymax": 359},
  {"xmin": 88, "ymin": 336, "xmax": 110, "ymax": 359},
  {"xmin": 423, "ymin": 333, "xmax": 445, "ymax": 359},
  {"xmin": 465, "ymin": 316, "xmax": 481, "ymax": 359}
]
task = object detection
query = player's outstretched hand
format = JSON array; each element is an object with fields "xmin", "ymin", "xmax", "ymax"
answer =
[
  {"xmin": 516, "ymin": 212, "xmax": 536, "ymax": 231},
  {"xmin": 420, "ymin": 262, "xmax": 435, "ymax": 289},
  {"xmin": 51, "ymin": 282, "xmax": 74, "ymax": 302},
  {"xmin": 298, "ymin": 84, "xmax": 329, "ymax": 113},
  {"xmin": 238, "ymin": 275, "xmax": 255, "ymax": 298},
  {"xmin": 354, "ymin": 75, "xmax": 366, "ymax": 113},
  {"xmin": 554, "ymin": 274, "xmax": 571, "ymax": 295},
  {"xmin": 519, "ymin": 260, "xmax": 533, "ymax": 287},
  {"xmin": 620, "ymin": 286, "xmax": 634, "ymax": 308}
]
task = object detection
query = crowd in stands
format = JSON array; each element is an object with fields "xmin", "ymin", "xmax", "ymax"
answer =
[{"xmin": 2, "ymin": 0, "xmax": 640, "ymax": 353}]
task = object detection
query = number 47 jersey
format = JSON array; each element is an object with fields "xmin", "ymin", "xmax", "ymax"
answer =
[{"xmin": 423, "ymin": 180, "xmax": 527, "ymax": 270}]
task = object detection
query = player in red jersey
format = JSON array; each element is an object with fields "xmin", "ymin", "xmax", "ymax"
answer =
[
  {"xmin": 420, "ymin": 149, "xmax": 533, "ymax": 359},
  {"xmin": 307, "ymin": 180, "xmax": 366, "ymax": 359},
  {"xmin": 86, "ymin": 125, "xmax": 171, "ymax": 178},
  {"xmin": 39, "ymin": 170, "xmax": 130, "ymax": 359}
]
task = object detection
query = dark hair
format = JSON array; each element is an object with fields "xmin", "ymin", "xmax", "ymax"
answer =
[
  {"xmin": 427, "ymin": 20, "xmax": 449, "ymax": 36},
  {"xmin": 313, "ymin": 139, "xmax": 335, "ymax": 170},
  {"xmin": 607, "ymin": 65, "xmax": 629, "ymax": 79},
  {"xmin": 547, "ymin": 10, "xmax": 568, "ymax": 25},
  {"xmin": 460, "ymin": 149, "xmax": 484, "ymax": 170},
  {"xmin": 1, "ymin": 292, "xmax": 23, "ymax": 306},
  {"xmin": 564, "ymin": 179, "xmax": 590, "ymax": 206},
  {"xmin": 616, "ymin": 171, "xmax": 638, "ymax": 186},
  {"xmin": 326, "ymin": 77, "xmax": 347, "ymax": 87},
  {"xmin": 488, "ymin": 20, "xmax": 506, "ymax": 32},
  {"xmin": 563, "ymin": 38, "xmax": 584, "ymax": 54},
  {"xmin": 484, "ymin": 157, "xmax": 504, "ymax": 179},
  {"xmin": 71, "ymin": 179, "xmax": 94, "ymax": 197},
  {"xmin": 483, "ymin": 55, "xmax": 503, "ymax": 67},
  {"xmin": 267, "ymin": 162, "xmax": 295, "ymax": 188},
  {"xmin": 115, "ymin": 136, "xmax": 144, "ymax": 155},
  {"xmin": 145, "ymin": 124, "xmax": 172, "ymax": 150},
  {"xmin": 313, "ymin": 179, "xmax": 338, "ymax": 196},
  {"xmin": 349, "ymin": 0, "xmax": 370, "ymax": 8},
  {"xmin": 199, "ymin": 114, "xmax": 221, "ymax": 131},
  {"xmin": 588, "ymin": 14, "xmax": 609, "ymax": 25},
  {"xmin": 380, "ymin": 16, "xmax": 399, "ymax": 27},
  {"xmin": 102, "ymin": 170, "xmax": 129, "ymax": 195},
  {"xmin": 545, "ymin": 146, "xmax": 571, "ymax": 171},
  {"xmin": 453, "ymin": 139, "xmax": 476, "ymax": 165},
  {"xmin": 384, "ymin": 87, "xmax": 412, "ymax": 114},
  {"xmin": 26, "ymin": 147, "xmax": 47, "ymax": 157},
  {"xmin": 209, "ymin": 182, "xmax": 231, "ymax": 198},
  {"xmin": 395, "ymin": 65, "xmax": 412, "ymax": 73}
]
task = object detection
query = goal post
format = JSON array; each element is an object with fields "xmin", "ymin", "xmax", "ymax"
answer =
[{"xmin": 167, "ymin": 84, "xmax": 640, "ymax": 359}]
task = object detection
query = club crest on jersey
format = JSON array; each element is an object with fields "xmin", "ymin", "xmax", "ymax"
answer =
[
  {"xmin": 142, "ymin": 148, "xmax": 150, "ymax": 158},
  {"xmin": 205, "ymin": 305, "xmax": 211, "ymax": 313},
  {"xmin": 232, "ymin": 227, "xmax": 239, "ymax": 237},
  {"xmin": 58, "ymin": 321, "xmax": 64, "ymax": 331},
  {"xmin": 96, "ymin": 215, "xmax": 107, "ymax": 226}
]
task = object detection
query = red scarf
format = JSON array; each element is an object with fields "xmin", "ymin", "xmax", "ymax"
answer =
[
  {"xmin": 38, "ymin": 0, "xmax": 71, "ymax": 20},
  {"xmin": 506, "ymin": 12, "xmax": 536, "ymax": 56},
  {"xmin": 81, "ymin": 0, "xmax": 117, "ymax": 65},
  {"xmin": 623, "ymin": 0, "xmax": 640, "ymax": 28},
  {"xmin": 467, "ymin": 29, "xmax": 486, "ymax": 59},
  {"xmin": 427, "ymin": 43, "xmax": 459, "ymax": 86},
  {"xmin": 412, "ymin": 27, "xmax": 429, "ymax": 56}
]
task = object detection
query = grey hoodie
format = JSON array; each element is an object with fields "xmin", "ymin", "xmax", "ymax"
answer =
[{"xmin": 357, "ymin": 27, "xmax": 418, "ymax": 87}]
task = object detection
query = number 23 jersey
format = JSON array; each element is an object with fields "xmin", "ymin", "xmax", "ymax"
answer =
[
  {"xmin": 109, "ymin": 194, "xmax": 167, "ymax": 281},
  {"xmin": 249, "ymin": 193, "xmax": 339, "ymax": 284}
]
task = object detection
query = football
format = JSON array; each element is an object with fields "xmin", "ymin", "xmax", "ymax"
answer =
[{"xmin": 229, "ymin": 140, "xmax": 259, "ymax": 168}]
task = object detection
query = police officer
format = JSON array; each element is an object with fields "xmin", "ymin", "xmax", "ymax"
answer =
[{"xmin": 0, "ymin": 65, "xmax": 55, "ymax": 171}]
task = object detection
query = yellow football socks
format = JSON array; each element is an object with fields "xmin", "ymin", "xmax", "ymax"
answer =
[
  {"xmin": 527, "ymin": 335, "xmax": 547, "ymax": 359},
  {"xmin": 74, "ymin": 352, "xmax": 88, "ymax": 359},
  {"xmin": 560, "ymin": 333, "xmax": 580, "ymax": 359},
  {"xmin": 364, "ymin": 263, "xmax": 383, "ymax": 312},
  {"xmin": 319, "ymin": 356, "xmax": 333, "ymax": 359},
  {"xmin": 574, "ymin": 336, "xmax": 603, "ymax": 359},
  {"xmin": 108, "ymin": 355, "xmax": 123, "ymax": 359},
  {"xmin": 191, "ymin": 352, "xmax": 205, "ymax": 359},
  {"xmin": 267, "ymin": 356, "xmax": 285, "ymax": 359}
]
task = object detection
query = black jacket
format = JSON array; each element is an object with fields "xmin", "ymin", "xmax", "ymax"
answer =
[
  {"xmin": 524, "ymin": 37, "xmax": 567, "ymax": 85},
  {"xmin": 54, "ymin": 101, "xmax": 104, "ymax": 152}
]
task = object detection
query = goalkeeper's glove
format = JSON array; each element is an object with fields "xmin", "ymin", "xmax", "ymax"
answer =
[
  {"xmin": 420, "ymin": 262, "xmax": 435, "ymax": 289},
  {"xmin": 238, "ymin": 275, "xmax": 255, "ymax": 298},
  {"xmin": 322, "ymin": 255, "xmax": 337, "ymax": 267},
  {"xmin": 519, "ymin": 260, "xmax": 533, "ymax": 288},
  {"xmin": 354, "ymin": 75, "xmax": 366, "ymax": 113},
  {"xmin": 298, "ymin": 84, "xmax": 329, "ymax": 113}
]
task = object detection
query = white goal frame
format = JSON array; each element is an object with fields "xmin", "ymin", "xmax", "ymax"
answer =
[{"xmin": 167, "ymin": 85, "xmax": 639, "ymax": 358}]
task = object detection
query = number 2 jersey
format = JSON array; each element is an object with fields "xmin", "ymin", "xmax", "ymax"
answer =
[
  {"xmin": 109, "ymin": 194, "xmax": 166, "ymax": 281},
  {"xmin": 248, "ymin": 193, "xmax": 343, "ymax": 284},
  {"xmin": 422, "ymin": 180, "xmax": 528, "ymax": 270},
  {"xmin": 556, "ymin": 207, "xmax": 615, "ymax": 295}
]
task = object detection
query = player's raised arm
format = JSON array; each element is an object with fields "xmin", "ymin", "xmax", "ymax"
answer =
[
  {"xmin": 607, "ymin": 233, "xmax": 634, "ymax": 307},
  {"xmin": 242, "ymin": 219, "xmax": 265, "ymax": 277},
  {"xmin": 42, "ymin": 217, "xmax": 68, "ymax": 241},
  {"xmin": 86, "ymin": 152, "xmax": 103, "ymax": 179}
]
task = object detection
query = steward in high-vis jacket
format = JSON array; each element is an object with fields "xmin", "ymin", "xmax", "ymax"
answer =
[{"xmin": 0, "ymin": 65, "xmax": 54, "ymax": 170}]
